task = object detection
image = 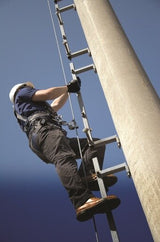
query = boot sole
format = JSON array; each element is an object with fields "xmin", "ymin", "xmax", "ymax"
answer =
[{"xmin": 76, "ymin": 197, "xmax": 120, "ymax": 222}]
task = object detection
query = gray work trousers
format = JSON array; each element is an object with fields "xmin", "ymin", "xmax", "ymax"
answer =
[{"xmin": 28, "ymin": 122, "xmax": 105, "ymax": 209}]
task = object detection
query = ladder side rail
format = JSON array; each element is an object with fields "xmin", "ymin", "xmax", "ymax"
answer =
[
  {"xmin": 55, "ymin": 3, "xmax": 91, "ymax": 59},
  {"xmin": 55, "ymin": 3, "xmax": 72, "ymax": 56},
  {"xmin": 70, "ymin": 62, "xmax": 94, "ymax": 145},
  {"xmin": 92, "ymin": 157, "xmax": 120, "ymax": 242},
  {"xmin": 77, "ymin": 92, "xmax": 94, "ymax": 144},
  {"xmin": 92, "ymin": 157, "xmax": 107, "ymax": 198},
  {"xmin": 106, "ymin": 212, "xmax": 120, "ymax": 242}
]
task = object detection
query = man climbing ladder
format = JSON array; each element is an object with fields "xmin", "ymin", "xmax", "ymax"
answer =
[{"xmin": 9, "ymin": 79, "xmax": 120, "ymax": 221}]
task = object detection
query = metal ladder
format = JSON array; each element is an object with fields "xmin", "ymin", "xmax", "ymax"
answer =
[{"xmin": 53, "ymin": 1, "xmax": 131, "ymax": 241}]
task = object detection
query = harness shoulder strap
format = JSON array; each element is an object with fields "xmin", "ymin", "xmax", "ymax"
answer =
[
  {"xmin": 14, "ymin": 110, "xmax": 27, "ymax": 122},
  {"xmin": 14, "ymin": 109, "xmax": 29, "ymax": 132}
]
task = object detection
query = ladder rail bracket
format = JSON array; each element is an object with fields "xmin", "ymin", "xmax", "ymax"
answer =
[
  {"xmin": 93, "ymin": 135, "xmax": 121, "ymax": 148},
  {"xmin": 98, "ymin": 162, "xmax": 131, "ymax": 177},
  {"xmin": 68, "ymin": 48, "xmax": 90, "ymax": 59},
  {"xmin": 56, "ymin": 4, "xmax": 76, "ymax": 13},
  {"xmin": 72, "ymin": 64, "xmax": 97, "ymax": 74},
  {"xmin": 93, "ymin": 135, "xmax": 118, "ymax": 147}
]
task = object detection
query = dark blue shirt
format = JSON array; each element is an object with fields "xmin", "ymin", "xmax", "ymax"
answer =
[
  {"xmin": 14, "ymin": 86, "xmax": 53, "ymax": 131},
  {"xmin": 14, "ymin": 86, "xmax": 51, "ymax": 117}
]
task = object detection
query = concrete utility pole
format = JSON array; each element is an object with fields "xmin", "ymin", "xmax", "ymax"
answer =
[{"xmin": 74, "ymin": 0, "xmax": 160, "ymax": 241}]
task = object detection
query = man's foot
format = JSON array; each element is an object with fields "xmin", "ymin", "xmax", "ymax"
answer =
[
  {"xmin": 76, "ymin": 195, "xmax": 120, "ymax": 222},
  {"xmin": 81, "ymin": 174, "xmax": 118, "ymax": 191}
]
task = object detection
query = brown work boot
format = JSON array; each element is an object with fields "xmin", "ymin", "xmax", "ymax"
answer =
[
  {"xmin": 81, "ymin": 173, "xmax": 118, "ymax": 191},
  {"xmin": 76, "ymin": 195, "xmax": 120, "ymax": 222}
]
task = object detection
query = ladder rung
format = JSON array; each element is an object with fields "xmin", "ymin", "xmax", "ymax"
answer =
[
  {"xmin": 68, "ymin": 48, "xmax": 90, "ymax": 59},
  {"xmin": 71, "ymin": 64, "xmax": 96, "ymax": 74},
  {"xmin": 57, "ymin": 4, "xmax": 75, "ymax": 13},
  {"xmin": 93, "ymin": 135, "xmax": 120, "ymax": 147},
  {"xmin": 98, "ymin": 162, "xmax": 129, "ymax": 176}
]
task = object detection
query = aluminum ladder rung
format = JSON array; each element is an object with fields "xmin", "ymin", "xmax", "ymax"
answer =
[
  {"xmin": 56, "ymin": 4, "xmax": 75, "ymax": 13},
  {"xmin": 68, "ymin": 48, "xmax": 91, "ymax": 59},
  {"xmin": 93, "ymin": 135, "xmax": 120, "ymax": 148},
  {"xmin": 98, "ymin": 162, "xmax": 131, "ymax": 177},
  {"xmin": 71, "ymin": 64, "xmax": 96, "ymax": 74}
]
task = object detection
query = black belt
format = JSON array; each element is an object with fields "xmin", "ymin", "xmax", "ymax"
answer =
[
  {"xmin": 26, "ymin": 112, "xmax": 62, "ymax": 134},
  {"xmin": 28, "ymin": 112, "xmax": 59, "ymax": 125},
  {"xmin": 28, "ymin": 112, "xmax": 51, "ymax": 123}
]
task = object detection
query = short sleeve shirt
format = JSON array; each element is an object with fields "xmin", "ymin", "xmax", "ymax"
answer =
[
  {"xmin": 14, "ymin": 86, "xmax": 50, "ymax": 117},
  {"xmin": 14, "ymin": 86, "xmax": 52, "ymax": 130}
]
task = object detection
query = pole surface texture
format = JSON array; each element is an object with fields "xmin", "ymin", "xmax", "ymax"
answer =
[{"xmin": 74, "ymin": 0, "xmax": 160, "ymax": 241}]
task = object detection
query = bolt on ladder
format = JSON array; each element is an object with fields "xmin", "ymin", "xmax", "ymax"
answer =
[{"xmin": 53, "ymin": 1, "xmax": 131, "ymax": 241}]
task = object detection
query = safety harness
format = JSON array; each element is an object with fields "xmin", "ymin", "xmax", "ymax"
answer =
[{"xmin": 14, "ymin": 108, "xmax": 78, "ymax": 135}]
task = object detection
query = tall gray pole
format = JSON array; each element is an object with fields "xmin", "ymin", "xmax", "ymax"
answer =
[{"xmin": 73, "ymin": 0, "xmax": 160, "ymax": 241}]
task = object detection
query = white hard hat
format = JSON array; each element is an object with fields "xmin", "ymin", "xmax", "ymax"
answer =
[{"xmin": 9, "ymin": 82, "xmax": 34, "ymax": 103}]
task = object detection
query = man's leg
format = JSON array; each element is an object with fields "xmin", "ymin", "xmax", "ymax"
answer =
[
  {"xmin": 68, "ymin": 137, "xmax": 117, "ymax": 191},
  {"xmin": 29, "ymin": 126, "xmax": 94, "ymax": 209},
  {"xmin": 29, "ymin": 128, "xmax": 120, "ymax": 221},
  {"xmin": 68, "ymin": 137, "xmax": 105, "ymax": 176}
]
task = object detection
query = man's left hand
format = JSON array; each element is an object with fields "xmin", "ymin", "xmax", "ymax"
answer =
[{"xmin": 67, "ymin": 77, "xmax": 81, "ymax": 93}]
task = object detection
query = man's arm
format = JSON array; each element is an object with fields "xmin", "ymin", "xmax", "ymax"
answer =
[
  {"xmin": 32, "ymin": 86, "xmax": 68, "ymax": 112},
  {"xmin": 50, "ymin": 92, "xmax": 68, "ymax": 112},
  {"xmin": 31, "ymin": 79, "xmax": 81, "ymax": 111},
  {"xmin": 32, "ymin": 86, "xmax": 68, "ymax": 101}
]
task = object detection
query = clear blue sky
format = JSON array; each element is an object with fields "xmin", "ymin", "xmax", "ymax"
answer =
[{"xmin": 0, "ymin": 0, "xmax": 159, "ymax": 241}]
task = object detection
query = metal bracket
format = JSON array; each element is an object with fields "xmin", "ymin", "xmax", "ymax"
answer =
[
  {"xmin": 67, "ymin": 120, "xmax": 79, "ymax": 130},
  {"xmin": 68, "ymin": 48, "xmax": 91, "ymax": 59},
  {"xmin": 56, "ymin": 4, "xmax": 76, "ymax": 13},
  {"xmin": 71, "ymin": 64, "xmax": 96, "ymax": 74},
  {"xmin": 93, "ymin": 135, "xmax": 121, "ymax": 148},
  {"xmin": 98, "ymin": 162, "xmax": 131, "ymax": 178}
]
